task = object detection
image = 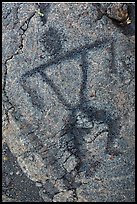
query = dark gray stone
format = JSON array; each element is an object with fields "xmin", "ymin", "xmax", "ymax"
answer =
[{"xmin": 2, "ymin": 2, "xmax": 135, "ymax": 202}]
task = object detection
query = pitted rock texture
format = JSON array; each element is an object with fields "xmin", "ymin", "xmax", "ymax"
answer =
[{"xmin": 2, "ymin": 3, "xmax": 135, "ymax": 202}]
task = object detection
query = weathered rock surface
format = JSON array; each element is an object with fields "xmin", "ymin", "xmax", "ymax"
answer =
[{"xmin": 2, "ymin": 3, "xmax": 135, "ymax": 202}]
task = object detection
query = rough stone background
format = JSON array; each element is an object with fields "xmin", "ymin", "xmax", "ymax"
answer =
[{"xmin": 2, "ymin": 2, "xmax": 135, "ymax": 202}]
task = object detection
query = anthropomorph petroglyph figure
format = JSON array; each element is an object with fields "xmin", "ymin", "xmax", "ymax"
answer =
[{"xmin": 3, "ymin": 3, "xmax": 135, "ymax": 202}]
